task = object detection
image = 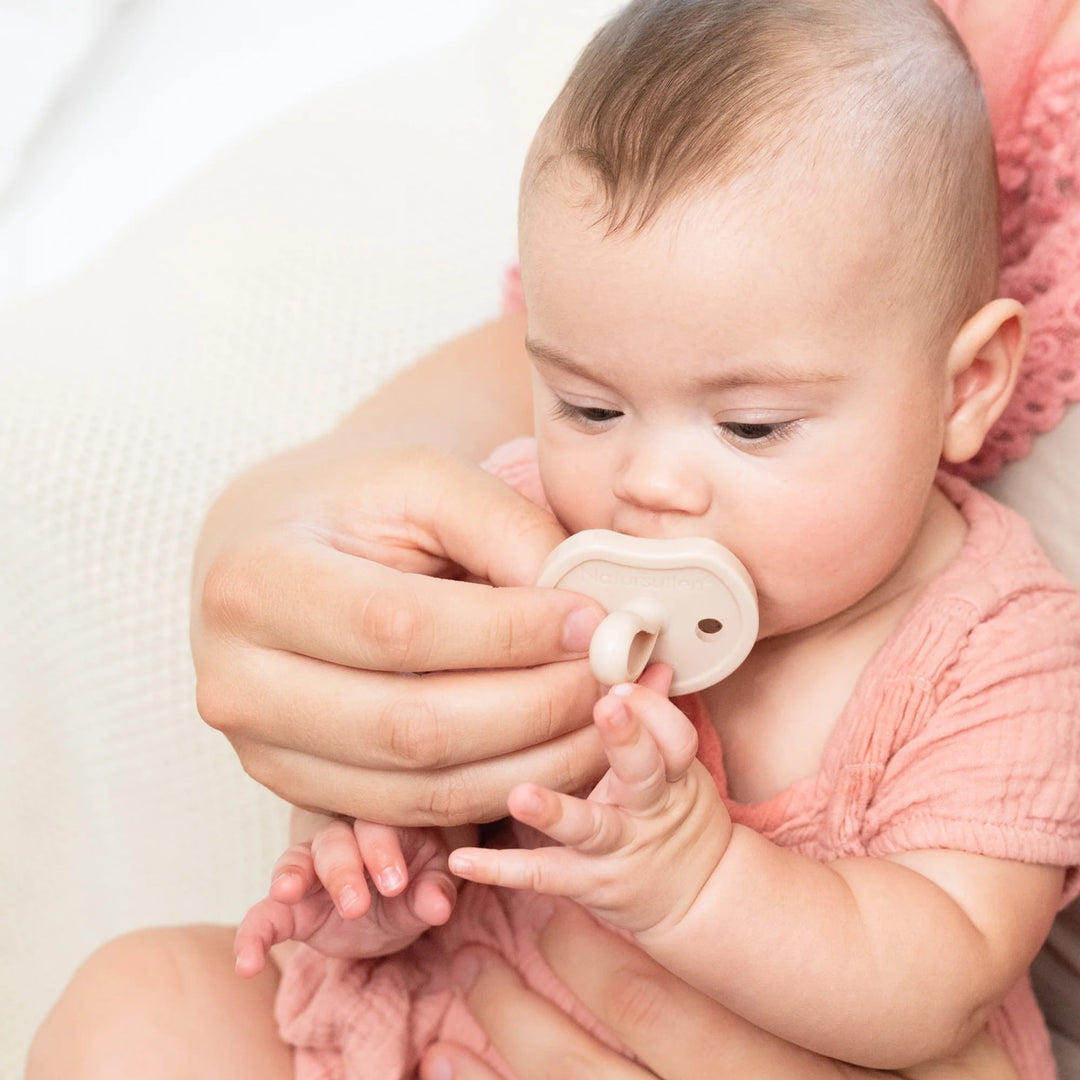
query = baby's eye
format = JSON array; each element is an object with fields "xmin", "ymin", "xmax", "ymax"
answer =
[
  {"xmin": 551, "ymin": 399, "xmax": 623, "ymax": 426},
  {"xmin": 724, "ymin": 422, "xmax": 779, "ymax": 441},
  {"xmin": 719, "ymin": 420, "xmax": 799, "ymax": 446}
]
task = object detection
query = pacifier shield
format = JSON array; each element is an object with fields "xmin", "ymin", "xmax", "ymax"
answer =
[{"xmin": 537, "ymin": 531, "xmax": 758, "ymax": 694}]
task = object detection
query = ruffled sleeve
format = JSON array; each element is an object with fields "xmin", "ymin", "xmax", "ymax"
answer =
[{"xmin": 862, "ymin": 571, "xmax": 1080, "ymax": 905}]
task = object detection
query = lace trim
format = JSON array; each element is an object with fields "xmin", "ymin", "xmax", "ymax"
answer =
[{"xmin": 951, "ymin": 57, "xmax": 1080, "ymax": 480}]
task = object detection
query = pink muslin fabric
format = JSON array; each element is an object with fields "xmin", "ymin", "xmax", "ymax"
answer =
[
  {"xmin": 276, "ymin": 438, "xmax": 1080, "ymax": 1080},
  {"xmin": 946, "ymin": 0, "xmax": 1080, "ymax": 481}
]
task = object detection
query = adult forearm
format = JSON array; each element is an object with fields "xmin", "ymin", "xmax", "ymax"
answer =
[{"xmin": 331, "ymin": 311, "xmax": 532, "ymax": 461}]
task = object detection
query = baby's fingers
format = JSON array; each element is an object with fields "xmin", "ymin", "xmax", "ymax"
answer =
[
  {"xmin": 311, "ymin": 819, "xmax": 372, "ymax": 919},
  {"xmin": 591, "ymin": 685, "xmax": 685, "ymax": 813},
  {"xmin": 234, "ymin": 898, "xmax": 296, "ymax": 978},
  {"xmin": 351, "ymin": 820, "xmax": 410, "ymax": 897},
  {"xmin": 449, "ymin": 844, "xmax": 590, "ymax": 898},
  {"xmin": 269, "ymin": 842, "xmax": 317, "ymax": 904},
  {"xmin": 601, "ymin": 679, "xmax": 698, "ymax": 783},
  {"xmin": 407, "ymin": 868, "xmax": 458, "ymax": 928},
  {"xmin": 505, "ymin": 783, "xmax": 627, "ymax": 854}
]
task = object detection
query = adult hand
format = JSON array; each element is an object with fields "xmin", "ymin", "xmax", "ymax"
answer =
[
  {"xmin": 191, "ymin": 439, "xmax": 606, "ymax": 824},
  {"xmin": 420, "ymin": 903, "xmax": 1019, "ymax": 1080}
]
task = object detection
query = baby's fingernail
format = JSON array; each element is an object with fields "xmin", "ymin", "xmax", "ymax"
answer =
[
  {"xmin": 424, "ymin": 1055, "xmax": 453, "ymax": 1080},
  {"xmin": 452, "ymin": 951, "xmax": 481, "ymax": 991},
  {"xmin": 610, "ymin": 683, "xmax": 635, "ymax": 697},
  {"xmin": 563, "ymin": 607, "xmax": 604, "ymax": 652},
  {"xmin": 234, "ymin": 946, "xmax": 254, "ymax": 976},
  {"xmin": 270, "ymin": 869, "xmax": 298, "ymax": 894},
  {"xmin": 377, "ymin": 867, "xmax": 405, "ymax": 894},
  {"xmin": 515, "ymin": 787, "xmax": 544, "ymax": 815},
  {"xmin": 339, "ymin": 885, "xmax": 362, "ymax": 915}
]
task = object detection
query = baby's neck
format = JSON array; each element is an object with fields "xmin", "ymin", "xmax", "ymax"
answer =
[{"xmin": 702, "ymin": 485, "xmax": 968, "ymax": 804}]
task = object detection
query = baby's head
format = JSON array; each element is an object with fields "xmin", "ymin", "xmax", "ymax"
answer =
[
  {"xmin": 524, "ymin": 0, "xmax": 1000, "ymax": 352},
  {"xmin": 519, "ymin": 0, "xmax": 1027, "ymax": 639}
]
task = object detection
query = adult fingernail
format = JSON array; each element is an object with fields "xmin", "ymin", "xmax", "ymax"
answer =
[
  {"xmin": 451, "ymin": 951, "xmax": 481, "ymax": 991},
  {"xmin": 563, "ymin": 607, "xmax": 604, "ymax": 652},
  {"xmin": 377, "ymin": 867, "xmax": 405, "ymax": 894}
]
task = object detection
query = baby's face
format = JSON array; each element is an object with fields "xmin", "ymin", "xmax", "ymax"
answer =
[{"xmin": 521, "ymin": 174, "xmax": 958, "ymax": 640}]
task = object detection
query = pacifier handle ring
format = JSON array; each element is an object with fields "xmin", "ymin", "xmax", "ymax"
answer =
[{"xmin": 589, "ymin": 605, "xmax": 666, "ymax": 686}]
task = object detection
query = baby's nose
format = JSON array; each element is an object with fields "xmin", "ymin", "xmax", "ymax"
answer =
[{"xmin": 613, "ymin": 441, "xmax": 712, "ymax": 518}]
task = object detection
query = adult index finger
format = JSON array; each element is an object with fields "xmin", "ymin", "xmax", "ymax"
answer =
[
  {"xmin": 203, "ymin": 647, "xmax": 602, "ymax": 771},
  {"xmin": 200, "ymin": 535, "xmax": 604, "ymax": 673}
]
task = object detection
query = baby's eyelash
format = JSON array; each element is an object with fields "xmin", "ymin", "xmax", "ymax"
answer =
[
  {"xmin": 719, "ymin": 420, "xmax": 800, "ymax": 445},
  {"xmin": 550, "ymin": 399, "xmax": 623, "ymax": 425}
]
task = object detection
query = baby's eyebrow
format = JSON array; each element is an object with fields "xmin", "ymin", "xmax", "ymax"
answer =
[
  {"xmin": 695, "ymin": 365, "xmax": 849, "ymax": 392},
  {"xmin": 526, "ymin": 336, "xmax": 848, "ymax": 391},
  {"xmin": 526, "ymin": 338, "xmax": 622, "ymax": 390},
  {"xmin": 525, "ymin": 337, "xmax": 583, "ymax": 370}
]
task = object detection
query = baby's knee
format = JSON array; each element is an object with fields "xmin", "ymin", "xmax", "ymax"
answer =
[{"xmin": 26, "ymin": 925, "xmax": 254, "ymax": 1079}]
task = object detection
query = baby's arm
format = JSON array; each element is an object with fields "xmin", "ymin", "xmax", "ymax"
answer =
[
  {"xmin": 450, "ymin": 673, "xmax": 1062, "ymax": 1070},
  {"xmin": 235, "ymin": 812, "xmax": 470, "ymax": 975}
]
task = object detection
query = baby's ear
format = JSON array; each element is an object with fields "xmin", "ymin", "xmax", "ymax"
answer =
[{"xmin": 941, "ymin": 298, "xmax": 1027, "ymax": 464}]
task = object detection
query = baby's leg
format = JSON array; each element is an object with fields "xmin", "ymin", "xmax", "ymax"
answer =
[
  {"xmin": 26, "ymin": 925, "xmax": 292, "ymax": 1080},
  {"xmin": 888, "ymin": 1035, "xmax": 1020, "ymax": 1080}
]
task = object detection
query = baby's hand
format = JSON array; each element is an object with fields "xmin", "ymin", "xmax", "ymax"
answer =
[
  {"xmin": 449, "ymin": 665, "xmax": 732, "ymax": 937},
  {"xmin": 234, "ymin": 820, "xmax": 458, "ymax": 976}
]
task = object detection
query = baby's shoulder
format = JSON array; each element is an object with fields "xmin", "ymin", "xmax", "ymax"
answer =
[
  {"xmin": 929, "ymin": 475, "xmax": 1080, "ymax": 634},
  {"xmin": 861, "ymin": 478, "xmax": 1080, "ymax": 723}
]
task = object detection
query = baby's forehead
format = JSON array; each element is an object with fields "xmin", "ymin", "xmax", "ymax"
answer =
[
  {"xmin": 521, "ymin": 142, "xmax": 905, "ymax": 269},
  {"xmin": 523, "ymin": 112, "xmax": 989, "ymax": 352},
  {"xmin": 519, "ymin": 166, "xmax": 933, "ymax": 359}
]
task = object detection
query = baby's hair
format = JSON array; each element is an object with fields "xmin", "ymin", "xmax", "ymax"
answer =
[{"xmin": 525, "ymin": 0, "xmax": 1000, "ymax": 348}]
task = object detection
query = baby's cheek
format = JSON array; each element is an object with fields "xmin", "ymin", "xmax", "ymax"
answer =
[{"xmin": 542, "ymin": 468, "xmax": 606, "ymax": 534}]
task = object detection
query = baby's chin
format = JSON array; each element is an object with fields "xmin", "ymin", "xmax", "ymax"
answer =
[{"xmin": 755, "ymin": 586, "xmax": 889, "ymax": 644}]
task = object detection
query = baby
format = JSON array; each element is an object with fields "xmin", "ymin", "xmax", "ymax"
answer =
[{"xmin": 236, "ymin": 1, "xmax": 1080, "ymax": 1077}]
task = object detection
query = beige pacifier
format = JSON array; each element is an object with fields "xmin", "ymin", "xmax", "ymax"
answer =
[{"xmin": 537, "ymin": 531, "xmax": 758, "ymax": 694}]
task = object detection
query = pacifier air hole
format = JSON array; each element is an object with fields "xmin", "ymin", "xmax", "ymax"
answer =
[{"xmin": 696, "ymin": 618, "xmax": 723, "ymax": 639}]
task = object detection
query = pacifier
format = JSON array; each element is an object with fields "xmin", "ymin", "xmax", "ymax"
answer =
[{"xmin": 537, "ymin": 531, "xmax": 758, "ymax": 694}]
